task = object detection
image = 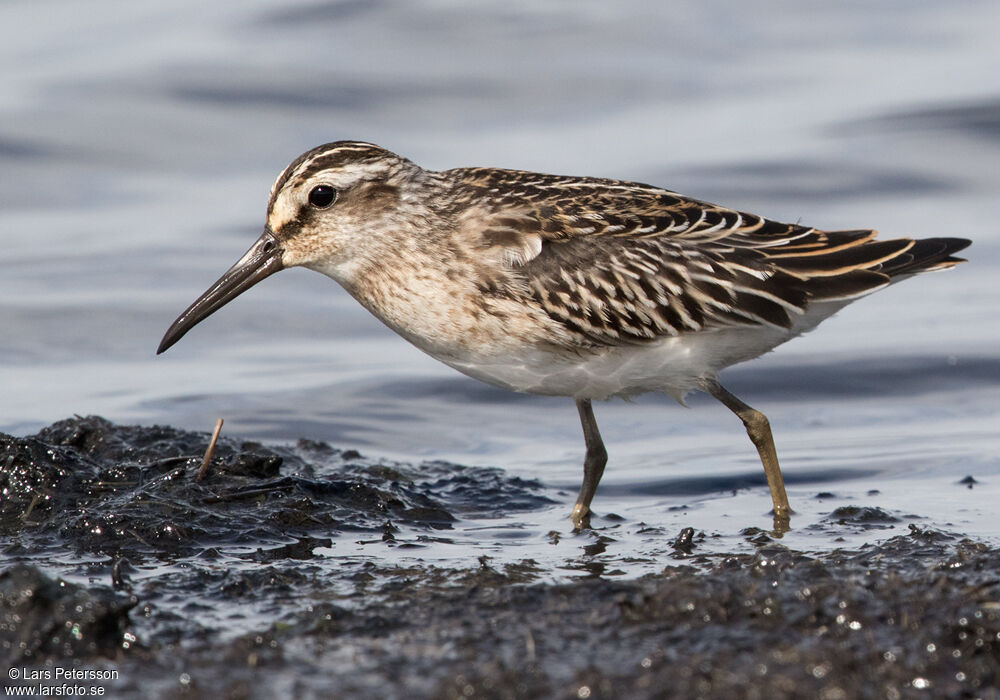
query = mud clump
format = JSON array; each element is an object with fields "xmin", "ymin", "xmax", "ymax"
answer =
[
  {"xmin": 2, "ymin": 417, "xmax": 998, "ymax": 699},
  {"xmin": 0, "ymin": 564, "xmax": 136, "ymax": 665}
]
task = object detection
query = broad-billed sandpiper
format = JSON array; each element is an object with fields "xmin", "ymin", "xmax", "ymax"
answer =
[{"xmin": 158, "ymin": 141, "xmax": 970, "ymax": 529}]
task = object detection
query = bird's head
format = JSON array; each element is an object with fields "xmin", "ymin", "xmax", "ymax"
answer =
[{"xmin": 156, "ymin": 141, "xmax": 424, "ymax": 354}]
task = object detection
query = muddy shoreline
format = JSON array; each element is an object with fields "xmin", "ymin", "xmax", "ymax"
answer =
[{"xmin": 2, "ymin": 417, "xmax": 998, "ymax": 698}]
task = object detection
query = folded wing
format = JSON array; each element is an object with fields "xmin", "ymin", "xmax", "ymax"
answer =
[{"xmin": 449, "ymin": 168, "xmax": 970, "ymax": 346}]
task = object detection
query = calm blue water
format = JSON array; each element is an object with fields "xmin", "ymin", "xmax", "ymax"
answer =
[{"xmin": 1, "ymin": 0, "xmax": 999, "ymax": 553}]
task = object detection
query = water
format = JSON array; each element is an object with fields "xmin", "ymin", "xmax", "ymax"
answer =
[{"xmin": 2, "ymin": 0, "xmax": 999, "ymax": 554}]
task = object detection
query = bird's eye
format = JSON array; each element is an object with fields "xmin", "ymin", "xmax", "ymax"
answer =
[{"xmin": 308, "ymin": 185, "xmax": 337, "ymax": 209}]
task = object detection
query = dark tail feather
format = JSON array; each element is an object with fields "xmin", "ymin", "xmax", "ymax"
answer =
[
  {"xmin": 878, "ymin": 237, "xmax": 971, "ymax": 277},
  {"xmin": 776, "ymin": 239, "xmax": 914, "ymax": 277},
  {"xmin": 782, "ymin": 236, "xmax": 971, "ymax": 303}
]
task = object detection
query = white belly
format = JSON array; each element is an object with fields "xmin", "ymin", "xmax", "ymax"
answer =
[{"xmin": 440, "ymin": 301, "xmax": 848, "ymax": 401}]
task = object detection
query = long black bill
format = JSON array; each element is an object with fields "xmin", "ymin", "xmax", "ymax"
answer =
[{"xmin": 157, "ymin": 229, "xmax": 284, "ymax": 354}]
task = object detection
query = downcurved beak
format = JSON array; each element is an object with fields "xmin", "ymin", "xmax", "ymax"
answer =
[{"xmin": 157, "ymin": 229, "xmax": 284, "ymax": 354}]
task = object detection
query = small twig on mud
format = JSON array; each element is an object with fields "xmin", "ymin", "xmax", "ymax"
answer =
[
  {"xmin": 197, "ymin": 418, "xmax": 224, "ymax": 483},
  {"xmin": 22, "ymin": 491, "xmax": 41, "ymax": 521}
]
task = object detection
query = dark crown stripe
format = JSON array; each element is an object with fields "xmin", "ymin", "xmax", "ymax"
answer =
[{"xmin": 267, "ymin": 141, "xmax": 385, "ymax": 211}]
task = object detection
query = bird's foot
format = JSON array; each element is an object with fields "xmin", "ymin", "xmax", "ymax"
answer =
[
  {"xmin": 570, "ymin": 503, "xmax": 592, "ymax": 531},
  {"xmin": 770, "ymin": 507, "xmax": 792, "ymax": 536}
]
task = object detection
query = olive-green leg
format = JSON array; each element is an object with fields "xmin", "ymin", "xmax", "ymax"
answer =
[
  {"xmin": 704, "ymin": 379, "xmax": 792, "ymax": 527},
  {"xmin": 571, "ymin": 398, "xmax": 608, "ymax": 529}
]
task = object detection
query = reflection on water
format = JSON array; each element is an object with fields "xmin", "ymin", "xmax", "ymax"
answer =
[
  {"xmin": 852, "ymin": 97, "xmax": 1000, "ymax": 142},
  {"xmin": 0, "ymin": 0, "xmax": 998, "ymax": 546}
]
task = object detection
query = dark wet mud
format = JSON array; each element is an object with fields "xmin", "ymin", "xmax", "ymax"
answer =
[{"xmin": 2, "ymin": 417, "xmax": 999, "ymax": 699}]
